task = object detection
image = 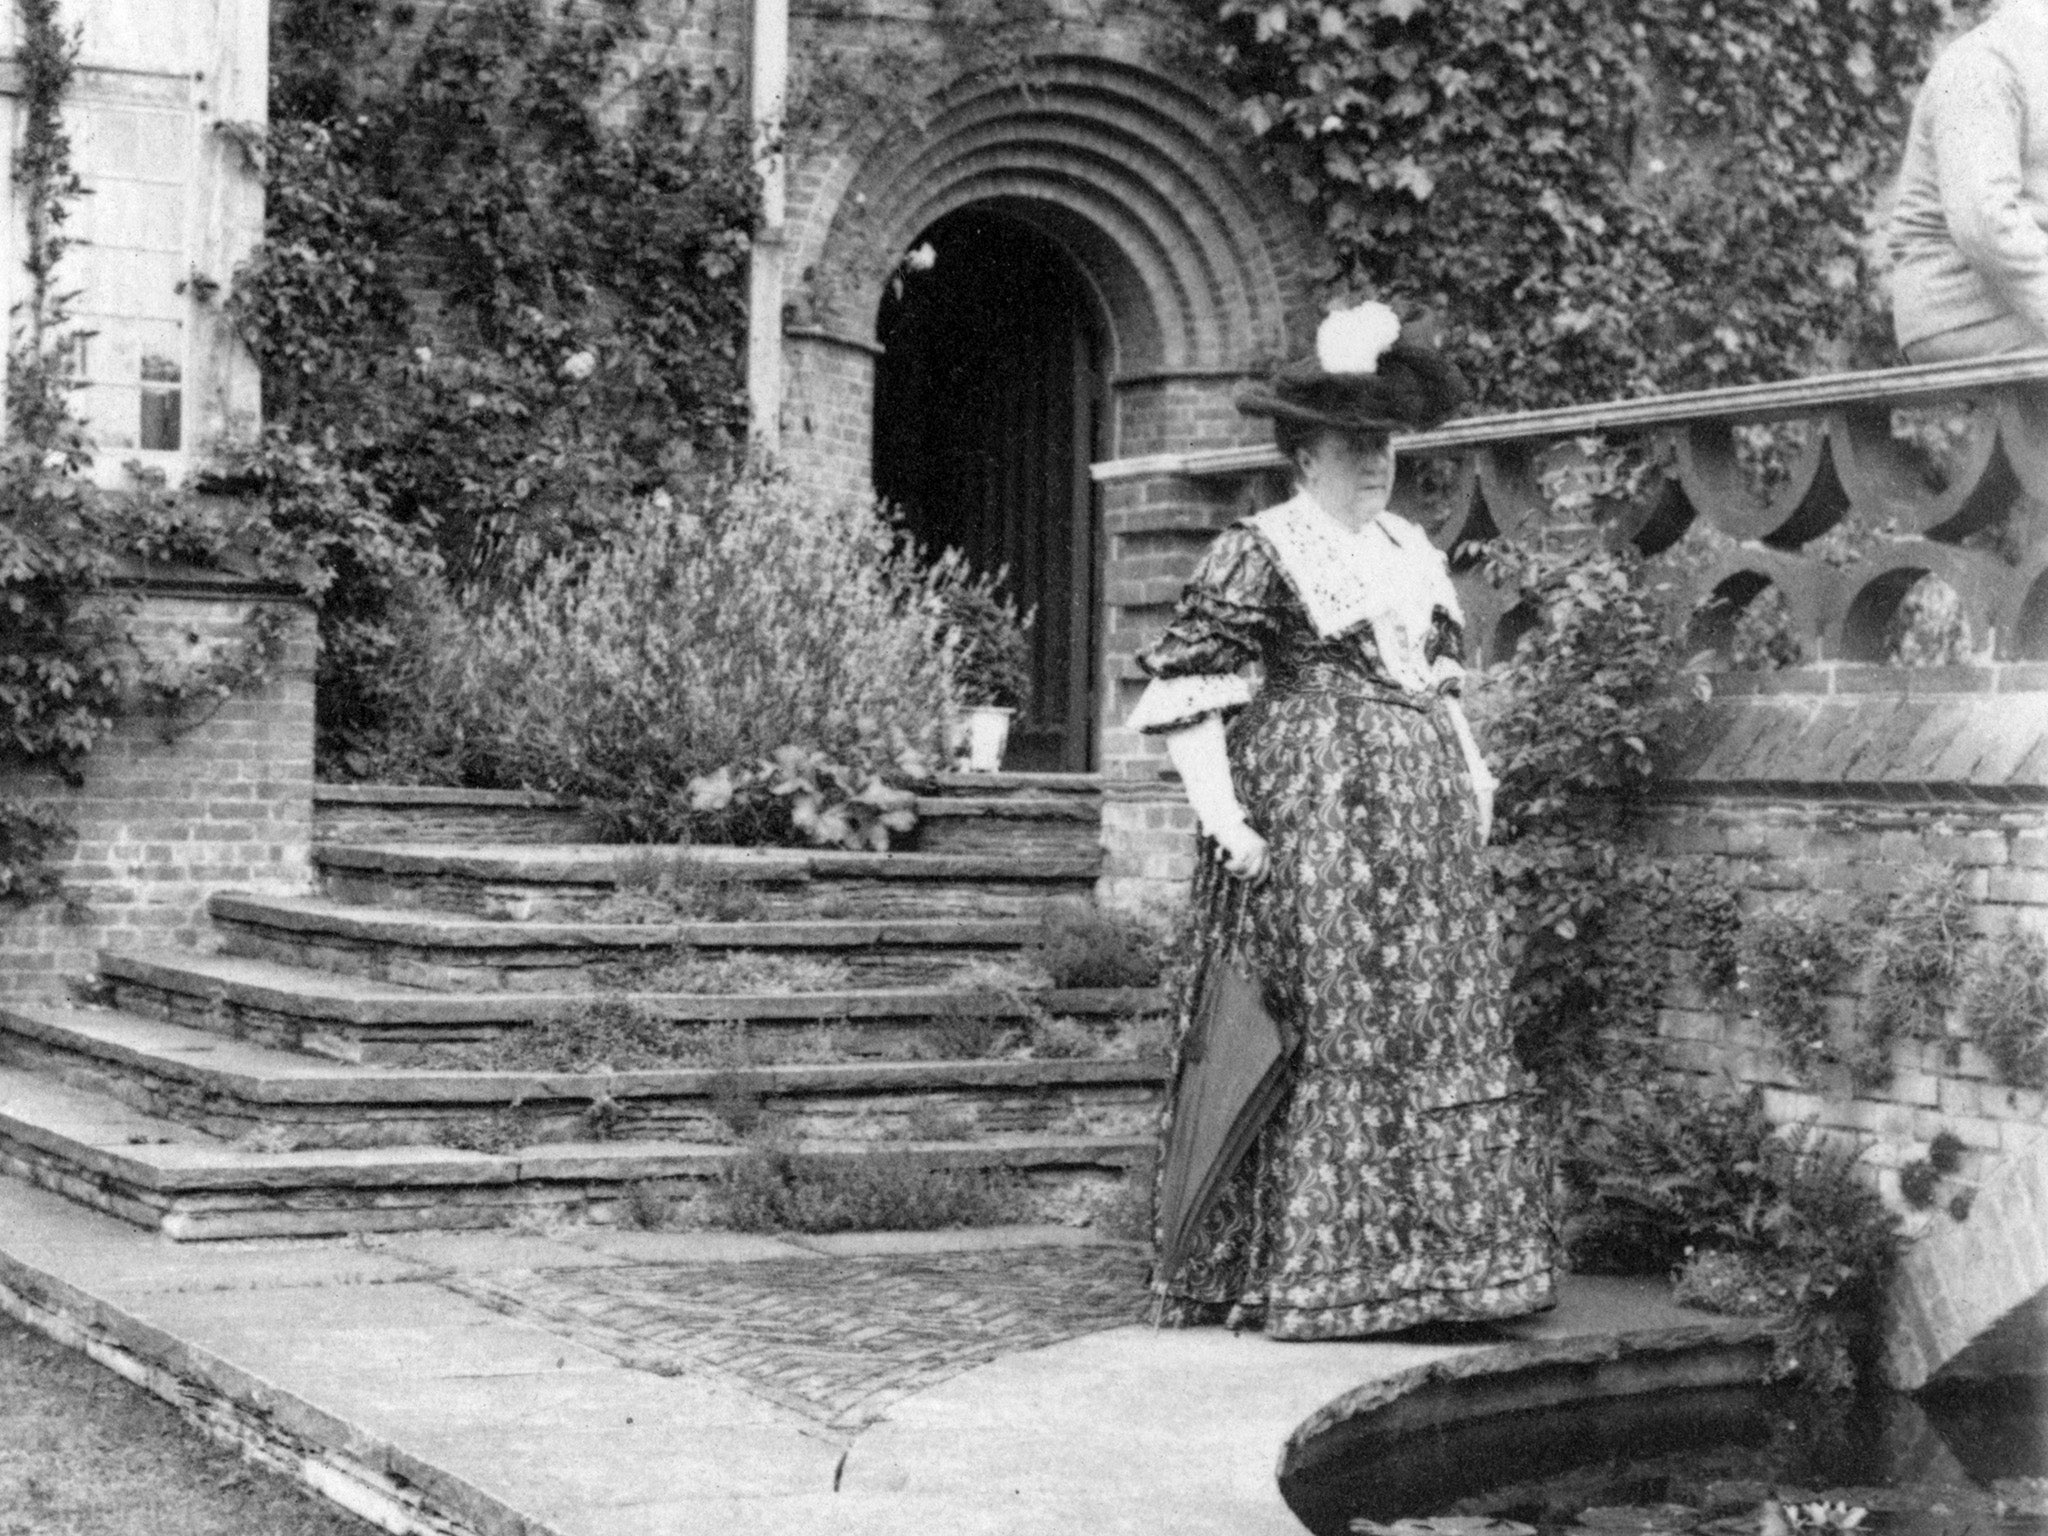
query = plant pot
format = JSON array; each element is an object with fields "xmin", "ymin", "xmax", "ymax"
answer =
[{"xmin": 962, "ymin": 705, "xmax": 1015, "ymax": 773}]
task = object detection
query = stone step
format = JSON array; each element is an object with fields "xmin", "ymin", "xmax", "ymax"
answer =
[
  {"xmin": 312, "ymin": 785, "xmax": 608, "ymax": 845},
  {"xmin": 314, "ymin": 842, "xmax": 1102, "ymax": 921},
  {"xmin": 312, "ymin": 775, "xmax": 1106, "ymax": 851},
  {"xmin": 0, "ymin": 1063, "xmax": 1154, "ymax": 1241},
  {"xmin": 96, "ymin": 951, "xmax": 1167, "ymax": 1065},
  {"xmin": 902, "ymin": 795, "xmax": 1102, "ymax": 858},
  {"xmin": 0, "ymin": 1005, "xmax": 1167, "ymax": 1151},
  {"xmin": 206, "ymin": 893, "xmax": 1049, "ymax": 992}
]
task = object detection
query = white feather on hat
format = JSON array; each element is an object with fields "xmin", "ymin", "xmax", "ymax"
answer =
[{"xmin": 1315, "ymin": 302, "xmax": 1404, "ymax": 376}]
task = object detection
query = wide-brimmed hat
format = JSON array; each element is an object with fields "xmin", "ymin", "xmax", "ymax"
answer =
[{"xmin": 1237, "ymin": 303, "xmax": 1467, "ymax": 435}]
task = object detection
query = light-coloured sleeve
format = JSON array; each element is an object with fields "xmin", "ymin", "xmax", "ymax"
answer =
[
  {"xmin": 1126, "ymin": 674, "xmax": 1256, "ymax": 734},
  {"xmin": 1127, "ymin": 525, "xmax": 1277, "ymax": 735},
  {"xmin": 1932, "ymin": 46, "xmax": 2048, "ymax": 340}
]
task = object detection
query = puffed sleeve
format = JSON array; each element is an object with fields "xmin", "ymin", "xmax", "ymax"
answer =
[
  {"xmin": 1126, "ymin": 525, "xmax": 1279, "ymax": 734},
  {"xmin": 1425, "ymin": 605, "xmax": 1467, "ymax": 693}
]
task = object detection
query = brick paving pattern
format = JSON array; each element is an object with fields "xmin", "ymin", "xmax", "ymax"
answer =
[{"xmin": 443, "ymin": 1246, "xmax": 1153, "ymax": 1430}]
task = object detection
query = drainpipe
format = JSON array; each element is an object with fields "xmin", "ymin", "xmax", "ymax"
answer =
[{"xmin": 745, "ymin": 0, "xmax": 789, "ymax": 457}]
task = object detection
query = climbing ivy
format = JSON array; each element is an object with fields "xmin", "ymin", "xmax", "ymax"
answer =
[
  {"xmin": 1216, "ymin": 0, "xmax": 1964, "ymax": 409},
  {"xmin": 233, "ymin": 0, "xmax": 759, "ymax": 770},
  {"xmin": 0, "ymin": 0, "xmax": 300, "ymax": 905}
]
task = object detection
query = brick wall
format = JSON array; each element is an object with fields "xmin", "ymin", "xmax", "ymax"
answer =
[
  {"xmin": 781, "ymin": 331, "xmax": 879, "ymax": 504},
  {"xmin": 1098, "ymin": 784, "xmax": 1199, "ymax": 918},
  {"xmin": 0, "ymin": 578, "xmax": 318, "ymax": 1001},
  {"xmin": 1647, "ymin": 786, "xmax": 2048, "ymax": 1200},
  {"xmin": 1097, "ymin": 467, "xmax": 1291, "ymax": 783}
]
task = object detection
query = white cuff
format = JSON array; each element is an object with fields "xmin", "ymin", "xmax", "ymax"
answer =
[{"xmin": 1126, "ymin": 674, "xmax": 1255, "ymax": 734}]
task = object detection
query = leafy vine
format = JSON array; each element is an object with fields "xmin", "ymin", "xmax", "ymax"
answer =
[
  {"xmin": 233, "ymin": 0, "xmax": 759, "ymax": 772},
  {"xmin": 1215, "ymin": 0, "xmax": 1959, "ymax": 411},
  {"xmin": 0, "ymin": 0, "xmax": 301, "ymax": 907}
]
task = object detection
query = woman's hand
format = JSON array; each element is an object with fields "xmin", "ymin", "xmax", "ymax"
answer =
[
  {"xmin": 1215, "ymin": 820, "xmax": 1271, "ymax": 882},
  {"xmin": 1474, "ymin": 780, "xmax": 1495, "ymax": 845}
]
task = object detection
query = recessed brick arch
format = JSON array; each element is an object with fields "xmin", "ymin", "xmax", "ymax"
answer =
[
  {"xmin": 776, "ymin": 48, "xmax": 1323, "ymax": 779},
  {"xmin": 793, "ymin": 52, "xmax": 1317, "ymax": 374}
]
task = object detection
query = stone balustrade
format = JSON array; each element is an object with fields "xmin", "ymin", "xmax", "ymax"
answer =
[{"xmin": 1092, "ymin": 351, "xmax": 2048, "ymax": 781}]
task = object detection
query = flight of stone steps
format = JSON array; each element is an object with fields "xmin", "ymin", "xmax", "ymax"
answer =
[{"xmin": 0, "ymin": 775, "xmax": 1170, "ymax": 1240}]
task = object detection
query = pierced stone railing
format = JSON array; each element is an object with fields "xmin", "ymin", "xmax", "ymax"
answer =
[{"xmin": 1090, "ymin": 353, "xmax": 2048, "ymax": 777}]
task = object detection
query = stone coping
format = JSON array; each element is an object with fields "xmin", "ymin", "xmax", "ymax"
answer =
[
  {"xmin": 312, "ymin": 842, "xmax": 1104, "ymax": 883},
  {"xmin": 100, "ymin": 950, "xmax": 1164, "ymax": 1026},
  {"xmin": 315, "ymin": 784, "xmax": 577, "ymax": 808},
  {"xmin": 313, "ymin": 774, "xmax": 1105, "ymax": 812},
  {"xmin": 1092, "ymin": 349, "xmax": 2048, "ymax": 481},
  {"xmin": 207, "ymin": 894, "xmax": 1046, "ymax": 950},
  {"xmin": 106, "ymin": 555, "xmax": 308, "ymax": 601},
  {"xmin": 1673, "ymin": 690, "xmax": 2048, "ymax": 788},
  {"xmin": 1278, "ymin": 1304, "xmax": 1779, "ymax": 1484},
  {"xmin": 2, "ymin": 1004, "xmax": 1166, "ymax": 1107},
  {"xmin": 1704, "ymin": 663, "xmax": 2048, "ymax": 697}
]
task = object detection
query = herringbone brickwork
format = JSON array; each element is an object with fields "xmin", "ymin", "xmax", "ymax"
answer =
[{"xmin": 445, "ymin": 1245, "xmax": 1152, "ymax": 1430}]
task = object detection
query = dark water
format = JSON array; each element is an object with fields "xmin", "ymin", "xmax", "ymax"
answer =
[{"xmin": 1281, "ymin": 1383, "xmax": 2048, "ymax": 1536}]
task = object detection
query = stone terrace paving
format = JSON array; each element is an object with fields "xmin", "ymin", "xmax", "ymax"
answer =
[{"xmin": 0, "ymin": 1172, "xmax": 1777, "ymax": 1536}]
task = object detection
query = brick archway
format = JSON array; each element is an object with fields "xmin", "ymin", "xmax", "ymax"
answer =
[
  {"xmin": 777, "ymin": 51, "xmax": 1321, "ymax": 495},
  {"xmin": 776, "ymin": 51, "xmax": 1321, "ymax": 779}
]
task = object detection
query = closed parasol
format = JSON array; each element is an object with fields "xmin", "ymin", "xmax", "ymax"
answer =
[{"xmin": 1154, "ymin": 890, "xmax": 1298, "ymax": 1286}]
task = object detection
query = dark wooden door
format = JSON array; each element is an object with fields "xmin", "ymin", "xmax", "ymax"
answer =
[{"xmin": 873, "ymin": 208, "xmax": 1106, "ymax": 772}]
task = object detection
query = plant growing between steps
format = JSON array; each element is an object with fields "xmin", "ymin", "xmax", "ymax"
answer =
[
  {"xmin": 717, "ymin": 1143, "xmax": 1022, "ymax": 1234},
  {"xmin": 592, "ymin": 856, "xmax": 769, "ymax": 924},
  {"xmin": 628, "ymin": 944, "xmax": 854, "ymax": 995},
  {"xmin": 1029, "ymin": 904, "xmax": 1165, "ymax": 991}
]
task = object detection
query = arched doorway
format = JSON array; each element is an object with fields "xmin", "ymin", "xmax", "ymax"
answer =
[{"xmin": 873, "ymin": 206, "xmax": 1109, "ymax": 773}]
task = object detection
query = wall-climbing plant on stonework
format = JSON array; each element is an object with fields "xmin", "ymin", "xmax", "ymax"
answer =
[
  {"xmin": 233, "ymin": 0, "xmax": 757, "ymax": 774},
  {"xmin": 1215, "ymin": 0, "xmax": 1964, "ymax": 409},
  {"xmin": 0, "ymin": 0, "xmax": 299, "ymax": 906}
]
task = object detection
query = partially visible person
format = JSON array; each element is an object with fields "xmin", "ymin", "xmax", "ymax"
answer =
[{"xmin": 1889, "ymin": 0, "xmax": 2048, "ymax": 363}]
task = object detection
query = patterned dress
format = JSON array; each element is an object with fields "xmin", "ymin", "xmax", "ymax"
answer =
[{"xmin": 1133, "ymin": 496, "xmax": 1556, "ymax": 1340}]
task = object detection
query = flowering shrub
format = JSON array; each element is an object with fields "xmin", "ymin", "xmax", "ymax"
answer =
[
  {"xmin": 410, "ymin": 474, "xmax": 957, "ymax": 846},
  {"xmin": 237, "ymin": 0, "xmax": 756, "ymax": 769}
]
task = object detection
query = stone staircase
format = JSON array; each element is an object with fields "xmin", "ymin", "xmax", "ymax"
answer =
[{"xmin": 0, "ymin": 776, "xmax": 1168, "ymax": 1240}]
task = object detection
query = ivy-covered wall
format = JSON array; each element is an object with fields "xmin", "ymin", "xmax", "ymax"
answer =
[
  {"xmin": 1213, "ymin": 0, "xmax": 1980, "ymax": 409},
  {"xmin": 0, "ymin": 578, "xmax": 317, "ymax": 1002}
]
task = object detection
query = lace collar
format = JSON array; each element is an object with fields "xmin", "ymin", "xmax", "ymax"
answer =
[{"xmin": 1249, "ymin": 493, "xmax": 1462, "ymax": 691}]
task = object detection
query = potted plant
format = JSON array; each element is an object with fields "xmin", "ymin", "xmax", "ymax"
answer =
[{"xmin": 938, "ymin": 562, "xmax": 1034, "ymax": 772}]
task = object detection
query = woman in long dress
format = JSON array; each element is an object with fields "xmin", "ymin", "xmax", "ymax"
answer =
[{"xmin": 1133, "ymin": 303, "xmax": 1555, "ymax": 1340}]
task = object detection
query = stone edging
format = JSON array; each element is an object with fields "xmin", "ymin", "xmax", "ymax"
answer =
[
  {"xmin": 314, "ymin": 784, "xmax": 576, "ymax": 808},
  {"xmin": 1278, "ymin": 1314, "xmax": 1779, "ymax": 1486},
  {"xmin": 0, "ymin": 1251, "xmax": 505, "ymax": 1536}
]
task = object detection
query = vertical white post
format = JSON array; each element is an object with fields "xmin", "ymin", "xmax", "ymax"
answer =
[{"xmin": 745, "ymin": 0, "xmax": 788, "ymax": 456}]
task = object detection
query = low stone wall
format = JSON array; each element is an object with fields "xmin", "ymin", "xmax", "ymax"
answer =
[
  {"xmin": 0, "ymin": 575, "xmax": 317, "ymax": 1001},
  {"xmin": 1646, "ymin": 676, "xmax": 2048, "ymax": 1192},
  {"xmin": 1647, "ymin": 785, "xmax": 2048, "ymax": 1191}
]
